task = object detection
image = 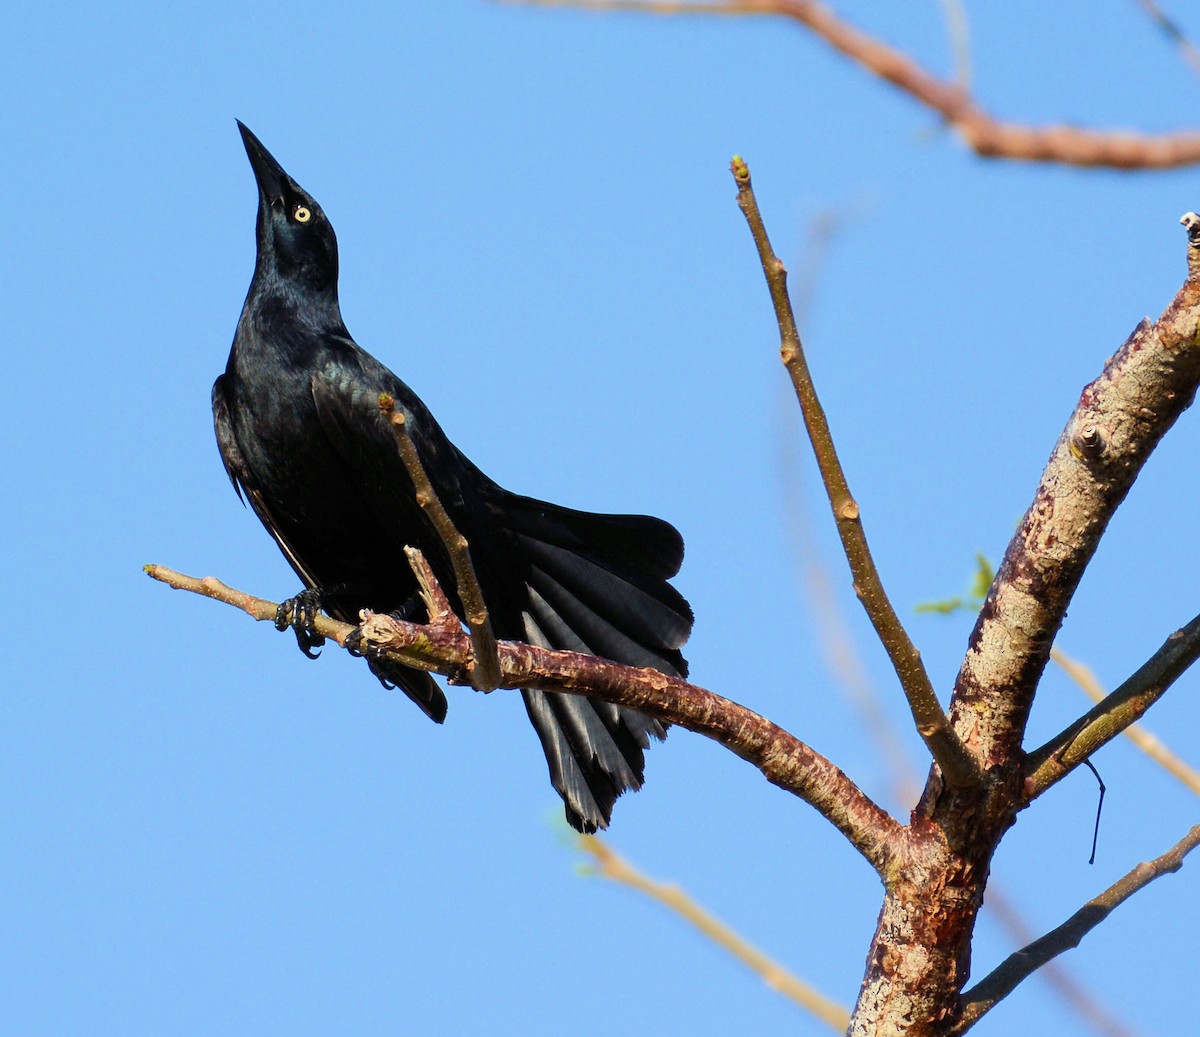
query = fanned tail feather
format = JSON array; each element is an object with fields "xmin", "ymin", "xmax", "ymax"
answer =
[{"xmin": 495, "ymin": 493, "xmax": 692, "ymax": 832}]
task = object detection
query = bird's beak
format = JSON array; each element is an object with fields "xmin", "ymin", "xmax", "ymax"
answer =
[{"xmin": 237, "ymin": 120, "xmax": 289, "ymax": 206}]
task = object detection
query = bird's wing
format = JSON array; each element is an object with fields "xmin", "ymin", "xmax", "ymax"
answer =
[
  {"xmin": 309, "ymin": 358, "xmax": 694, "ymax": 832},
  {"xmin": 213, "ymin": 374, "xmax": 321, "ymax": 589},
  {"xmin": 304, "ymin": 363, "xmax": 462, "ymax": 724},
  {"xmin": 307, "ymin": 359, "xmax": 500, "ymax": 597},
  {"xmin": 215, "ymin": 371, "xmax": 448, "ymax": 724}
]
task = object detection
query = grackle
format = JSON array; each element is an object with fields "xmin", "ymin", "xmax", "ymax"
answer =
[{"xmin": 213, "ymin": 122, "xmax": 693, "ymax": 831}]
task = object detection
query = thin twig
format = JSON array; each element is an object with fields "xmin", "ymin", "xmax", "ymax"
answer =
[
  {"xmin": 145, "ymin": 562, "xmax": 902, "ymax": 872},
  {"xmin": 731, "ymin": 155, "xmax": 980, "ymax": 788},
  {"xmin": 578, "ymin": 835, "xmax": 850, "ymax": 1030},
  {"xmin": 956, "ymin": 825, "xmax": 1200, "ymax": 1033},
  {"xmin": 1025, "ymin": 614, "xmax": 1200, "ymax": 800},
  {"xmin": 1052, "ymin": 647, "xmax": 1200, "ymax": 797},
  {"xmin": 938, "ymin": 0, "xmax": 972, "ymax": 91},
  {"xmin": 377, "ymin": 393, "xmax": 502, "ymax": 691},
  {"xmin": 509, "ymin": 0, "xmax": 1200, "ymax": 169},
  {"xmin": 982, "ymin": 888, "xmax": 1143, "ymax": 1037},
  {"xmin": 784, "ymin": 460, "xmax": 921, "ymax": 806},
  {"xmin": 142, "ymin": 560, "xmax": 458, "ymax": 674},
  {"xmin": 777, "ymin": 207, "xmax": 919, "ymax": 808},
  {"xmin": 144, "ymin": 564, "xmax": 357, "ymax": 638},
  {"xmin": 1136, "ymin": 0, "xmax": 1200, "ymax": 78}
]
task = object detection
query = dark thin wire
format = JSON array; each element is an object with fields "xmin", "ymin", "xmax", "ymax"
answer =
[{"xmin": 1083, "ymin": 758, "xmax": 1106, "ymax": 865}]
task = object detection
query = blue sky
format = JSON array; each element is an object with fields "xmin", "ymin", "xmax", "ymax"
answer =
[{"xmin": 4, "ymin": 3, "xmax": 1199, "ymax": 1034}]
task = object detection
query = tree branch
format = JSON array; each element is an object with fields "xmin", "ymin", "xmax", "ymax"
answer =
[
  {"xmin": 1136, "ymin": 0, "xmax": 1200, "ymax": 79},
  {"xmin": 937, "ymin": 0, "xmax": 972, "ymax": 91},
  {"xmin": 377, "ymin": 392, "xmax": 502, "ymax": 691},
  {"xmin": 946, "ymin": 229, "xmax": 1200, "ymax": 772},
  {"xmin": 510, "ymin": 0, "xmax": 1200, "ymax": 169},
  {"xmin": 1024, "ymin": 614, "xmax": 1200, "ymax": 800},
  {"xmin": 577, "ymin": 835, "xmax": 851, "ymax": 1029},
  {"xmin": 145, "ymin": 560, "xmax": 902, "ymax": 872},
  {"xmin": 981, "ymin": 887, "xmax": 1143, "ymax": 1037},
  {"xmin": 1052, "ymin": 646, "xmax": 1200, "ymax": 799},
  {"xmin": 955, "ymin": 825, "xmax": 1200, "ymax": 1034},
  {"xmin": 731, "ymin": 155, "xmax": 980, "ymax": 789}
]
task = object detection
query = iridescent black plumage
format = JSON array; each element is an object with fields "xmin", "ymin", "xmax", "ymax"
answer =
[{"xmin": 214, "ymin": 123, "xmax": 692, "ymax": 830}]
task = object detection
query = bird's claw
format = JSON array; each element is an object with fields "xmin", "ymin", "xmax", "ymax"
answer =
[
  {"xmin": 344, "ymin": 628, "xmax": 396, "ymax": 689},
  {"xmin": 275, "ymin": 588, "xmax": 326, "ymax": 659},
  {"xmin": 345, "ymin": 595, "xmax": 423, "ymax": 676}
]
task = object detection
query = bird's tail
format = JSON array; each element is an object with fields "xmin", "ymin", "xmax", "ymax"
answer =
[
  {"xmin": 367, "ymin": 655, "xmax": 448, "ymax": 725},
  {"xmin": 494, "ymin": 493, "xmax": 693, "ymax": 833}
]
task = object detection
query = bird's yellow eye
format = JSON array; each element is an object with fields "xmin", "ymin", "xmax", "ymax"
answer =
[{"xmin": 293, "ymin": 205, "xmax": 312, "ymax": 223}]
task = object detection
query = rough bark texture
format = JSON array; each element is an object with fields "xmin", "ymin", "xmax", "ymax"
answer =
[
  {"xmin": 845, "ymin": 272, "xmax": 1200, "ymax": 1034},
  {"xmin": 948, "ymin": 288, "xmax": 1200, "ymax": 768},
  {"xmin": 849, "ymin": 802, "xmax": 1014, "ymax": 1034}
]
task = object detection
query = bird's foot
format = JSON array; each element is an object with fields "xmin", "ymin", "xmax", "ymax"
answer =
[
  {"xmin": 344, "ymin": 625, "xmax": 367, "ymax": 660},
  {"xmin": 348, "ymin": 595, "xmax": 422, "ymax": 652},
  {"xmin": 393, "ymin": 594, "xmax": 426, "ymax": 623},
  {"xmin": 275, "ymin": 588, "xmax": 327, "ymax": 659},
  {"xmin": 345, "ymin": 594, "xmax": 424, "ymax": 670},
  {"xmin": 343, "ymin": 629, "xmax": 397, "ymax": 690}
]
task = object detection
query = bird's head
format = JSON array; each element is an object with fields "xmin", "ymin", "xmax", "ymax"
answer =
[{"xmin": 238, "ymin": 121, "xmax": 339, "ymax": 297}]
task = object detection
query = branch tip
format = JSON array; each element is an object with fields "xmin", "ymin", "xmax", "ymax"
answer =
[
  {"xmin": 1182, "ymin": 212, "xmax": 1200, "ymax": 277},
  {"xmin": 732, "ymin": 161, "xmax": 979, "ymax": 788}
]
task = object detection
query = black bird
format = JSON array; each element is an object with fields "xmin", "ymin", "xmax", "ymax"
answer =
[{"xmin": 213, "ymin": 122, "xmax": 693, "ymax": 832}]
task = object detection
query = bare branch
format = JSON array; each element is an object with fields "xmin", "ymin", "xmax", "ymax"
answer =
[
  {"xmin": 145, "ymin": 562, "xmax": 902, "ymax": 871},
  {"xmin": 982, "ymin": 887, "xmax": 1144, "ymax": 1037},
  {"xmin": 956, "ymin": 826, "xmax": 1200, "ymax": 1033},
  {"xmin": 1025, "ymin": 615, "xmax": 1200, "ymax": 800},
  {"xmin": 938, "ymin": 0, "xmax": 972, "ymax": 91},
  {"xmin": 1136, "ymin": 0, "xmax": 1200, "ymax": 78},
  {"xmin": 850, "ymin": 219, "xmax": 1200, "ymax": 1028},
  {"xmin": 731, "ymin": 154, "xmax": 980, "ymax": 789},
  {"xmin": 145, "ymin": 564, "xmax": 356, "ymax": 637},
  {"xmin": 378, "ymin": 392, "xmax": 502, "ymax": 691},
  {"xmin": 1052, "ymin": 646, "xmax": 1200, "ymax": 798},
  {"xmin": 143, "ymin": 562, "xmax": 459, "ymax": 674},
  {"xmin": 510, "ymin": 0, "xmax": 1200, "ymax": 169},
  {"xmin": 945, "ymin": 226, "xmax": 1200, "ymax": 774},
  {"xmin": 578, "ymin": 835, "xmax": 851, "ymax": 1029}
]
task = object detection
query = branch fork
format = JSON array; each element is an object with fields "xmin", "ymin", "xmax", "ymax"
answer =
[
  {"xmin": 357, "ymin": 546, "xmax": 495, "ymax": 689},
  {"xmin": 377, "ymin": 393, "xmax": 502, "ymax": 691}
]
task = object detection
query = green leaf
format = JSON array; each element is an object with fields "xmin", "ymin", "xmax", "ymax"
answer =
[{"xmin": 918, "ymin": 554, "xmax": 997, "ymax": 616}]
